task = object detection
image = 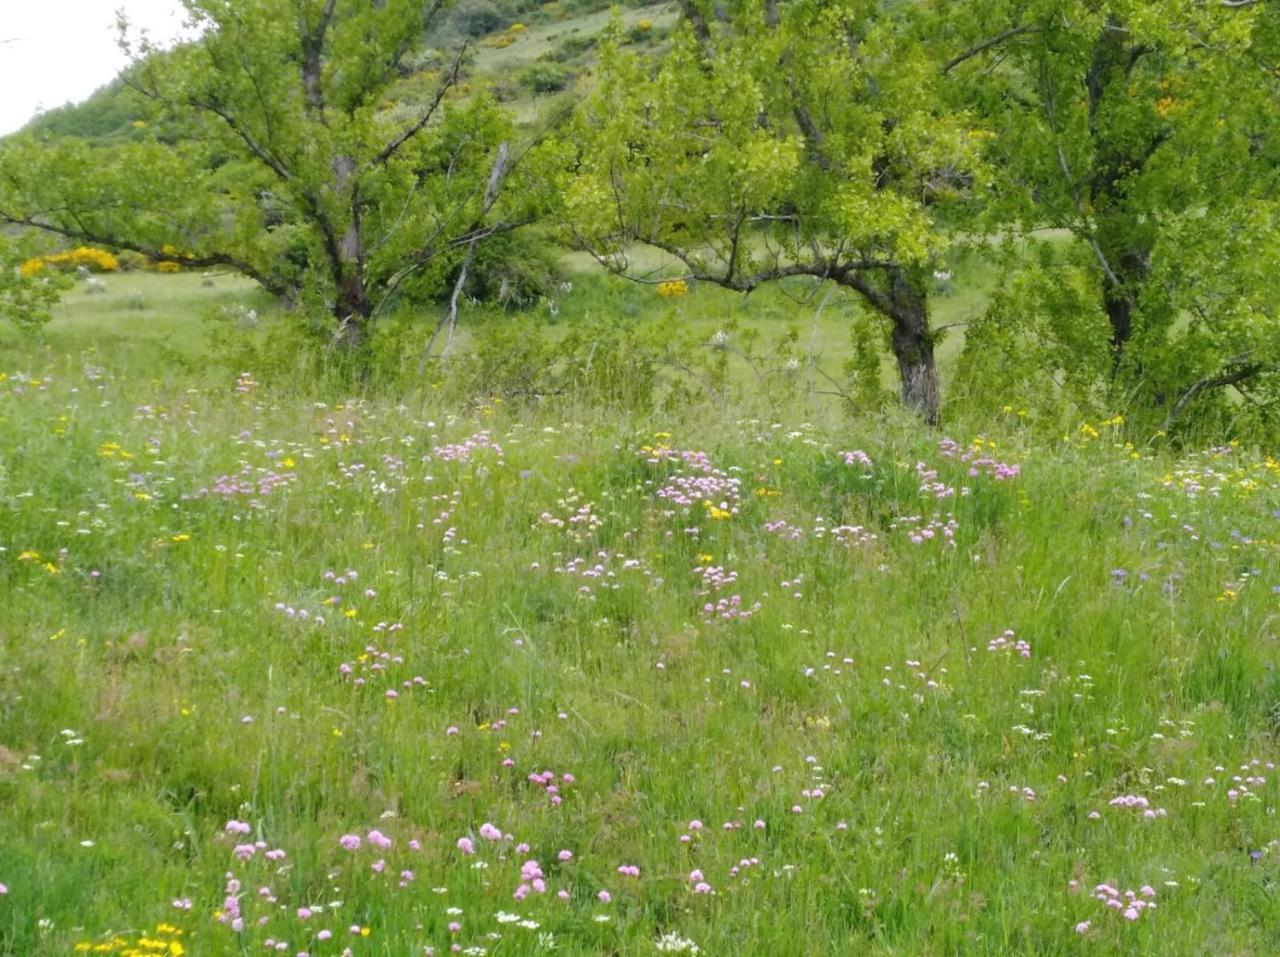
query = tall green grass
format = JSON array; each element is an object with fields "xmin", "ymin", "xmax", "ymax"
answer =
[{"xmin": 0, "ymin": 272, "xmax": 1278, "ymax": 956}]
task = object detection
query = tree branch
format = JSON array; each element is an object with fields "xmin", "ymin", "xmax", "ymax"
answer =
[
  {"xmin": 372, "ymin": 44, "xmax": 467, "ymax": 168},
  {"xmin": 420, "ymin": 142, "xmax": 511, "ymax": 367},
  {"xmin": 943, "ymin": 25, "xmax": 1038, "ymax": 73},
  {"xmin": 676, "ymin": 0, "xmax": 714, "ymax": 48},
  {"xmin": 300, "ymin": 0, "xmax": 339, "ymax": 115},
  {"xmin": 0, "ymin": 209, "xmax": 290, "ymax": 298},
  {"xmin": 1164, "ymin": 360, "xmax": 1268, "ymax": 430},
  {"xmin": 837, "ymin": 269, "xmax": 893, "ymax": 316},
  {"xmin": 197, "ymin": 100, "xmax": 294, "ymax": 183},
  {"xmin": 1054, "ymin": 143, "xmax": 1123, "ymax": 288}
]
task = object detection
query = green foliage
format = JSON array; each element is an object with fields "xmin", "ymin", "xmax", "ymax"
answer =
[
  {"xmin": 0, "ymin": 235, "xmax": 70, "ymax": 331},
  {"xmin": 543, "ymin": 34, "xmax": 597, "ymax": 62},
  {"xmin": 0, "ymin": 0, "xmax": 553, "ymax": 351},
  {"xmin": 939, "ymin": 0, "xmax": 1280, "ymax": 430},
  {"xmin": 456, "ymin": 0, "xmax": 507, "ymax": 37},
  {"xmin": 519, "ymin": 61, "xmax": 573, "ymax": 93},
  {"xmin": 23, "ymin": 79, "xmax": 152, "ymax": 141},
  {"xmin": 461, "ymin": 229, "xmax": 564, "ymax": 308},
  {"xmin": 564, "ymin": 5, "xmax": 989, "ymax": 421}
]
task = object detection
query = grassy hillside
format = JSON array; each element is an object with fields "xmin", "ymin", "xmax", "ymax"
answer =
[{"xmin": 18, "ymin": 1, "xmax": 673, "ymax": 141}]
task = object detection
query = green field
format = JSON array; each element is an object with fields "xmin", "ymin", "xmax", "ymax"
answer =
[
  {"xmin": 2, "ymin": 266, "xmax": 1280, "ymax": 956},
  {"xmin": 9, "ymin": 249, "xmax": 997, "ymax": 399}
]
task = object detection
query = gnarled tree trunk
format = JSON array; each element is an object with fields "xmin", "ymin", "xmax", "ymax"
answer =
[{"xmin": 885, "ymin": 267, "xmax": 940, "ymax": 425}]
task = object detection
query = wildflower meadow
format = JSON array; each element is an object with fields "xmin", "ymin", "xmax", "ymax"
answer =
[
  {"xmin": 2, "ymin": 318, "xmax": 1280, "ymax": 956},
  {"xmin": 2, "ymin": 0, "xmax": 1279, "ymax": 953}
]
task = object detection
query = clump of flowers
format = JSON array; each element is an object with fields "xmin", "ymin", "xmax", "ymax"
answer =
[
  {"xmin": 702, "ymin": 594, "xmax": 761, "ymax": 621},
  {"xmin": 892, "ymin": 514, "xmax": 958, "ymax": 546},
  {"xmin": 657, "ymin": 279, "xmax": 688, "ymax": 299},
  {"xmin": 654, "ymin": 930, "xmax": 700, "ymax": 953},
  {"xmin": 432, "ymin": 431, "xmax": 504, "ymax": 462},
  {"xmin": 21, "ymin": 246, "xmax": 120, "ymax": 276},
  {"xmin": 1108, "ymin": 794, "xmax": 1167, "ymax": 819},
  {"xmin": 643, "ymin": 447, "xmax": 742, "ymax": 516},
  {"xmin": 74, "ymin": 923, "xmax": 186, "ymax": 955},
  {"xmin": 987, "ymin": 630, "xmax": 1031, "ymax": 658},
  {"xmin": 1090, "ymin": 882, "xmax": 1157, "ymax": 923},
  {"xmin": 937, "ymin": 437, "xmax": 1021, "ymax": 480}
]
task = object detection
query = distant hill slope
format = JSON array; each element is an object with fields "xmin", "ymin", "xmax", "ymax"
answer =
[{"xmin": 18, "ymin": 0, "xmax": 676, "ymax": 143}]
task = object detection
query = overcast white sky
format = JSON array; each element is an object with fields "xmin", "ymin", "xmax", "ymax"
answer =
[{"xmin": 0, "ymin": 1, "xmax": 190, "ymax": 134}]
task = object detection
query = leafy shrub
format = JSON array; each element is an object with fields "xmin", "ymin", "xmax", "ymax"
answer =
[
  {"xmin": 456, "ymin": 1, "xmax": 504, "ymax": 37},
  {"xmin": 1, "ymin": 235, "xmax": 72, "ymax": 330},
  {"xmin": 519, "ymin": 62, "xmax": 572, "ymax": 94},
  {"xmin": 626, "ymin": 19, "xmax": 654, "ymax": 43},
  {"xmin": 460, "ymin": 231, "xmax": 563, "ymax": 309},
  {"xmin": 116, "ymin": 250, "xmax": 150, "ymax": 272}
]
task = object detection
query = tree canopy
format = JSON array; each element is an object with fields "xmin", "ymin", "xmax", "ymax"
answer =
[
  {"xmin": 563, "ymin": 0, "xmax": 988, "ymax": 423},
  {"xmin": 0, "ymin": 0, "xmax": 549, "ymax": 347},
  {"xmin": 939, "ymin": 0, "xmax": 1280, "ymax": 427},
  {"xmin": 1, "ymin": 0, "xmax": 1277, "ymax": 431}
]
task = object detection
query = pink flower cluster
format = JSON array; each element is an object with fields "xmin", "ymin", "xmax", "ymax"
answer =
[
  {"xmin": 1108, "ymin": 795, "xmax": 1168, "ymax": 819},
  {"xmin": 987, "ymin": 630, "xmax": 1031, "ymax": 658},
  {"xmin": 916, "ymin": 461, "xmax": 958, "ymax": 500},
  {"xmin": 644, "ymin": 447, "xmax": 742, "ymax": 514},
  {"xmin": 196, "ymin": 463, "xmax": 297, "ymax": 502},
  {"xmin": 692, "ymin": 564, "xmax": 738, "ymax": 592},
  {"xmin": 702, "ymin": 594, "xmax": 762, "ymax": 621},
  {"xmin": 1093, "ymin": 882, "xmax": 1157, "ymax": 922},
  {"xmin": 763, "ymin": 519, "xmax": 804, "ymax": 541},
  {"xmin": 892, "ymin": 514, "xmax": 958, "ymax": 547},
  {"xmin": 938, "ymin": 438, "xmax": 1021, "ymax": 480},
  {"xmin": 548, "ymin": 551, "xmax": 653, "ymax": 595},
  {"xmin": 526, "ymin": 768, "xmax": 576, "ymax": 807},
  {"xmin": 432, "ymin": 431, "xmax": 504, "ymax": 462}
]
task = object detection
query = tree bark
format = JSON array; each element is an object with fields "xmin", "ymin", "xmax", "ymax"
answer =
[
  {"xmin": 331, "ymin": 154, "xmax": 369, "ymax": 349},
  {"xmin": 334, "ymin": 281, "xmax": 369, "ymax": 349},
  {"xmin": 885, "ymin": 268, "xmax": 940, "ymax": 425},
  {"xmin": 1098, "ymin": 246, "xmax": 1149, "ymax": 368},
  {"xmin": 1104, "ymin": 287, "xmax": 1134, "ymax": 357}
]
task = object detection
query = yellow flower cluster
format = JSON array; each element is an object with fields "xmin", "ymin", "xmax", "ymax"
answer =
[
  {"xmin": 16, "ymin": 550, "xmax": 59, "ymax": 574},
  {"xmin": 657, "ymin": 279, "xmax": 688, "ymax": 299},
  {"xmin": 1077, "ymin": 416, "xmax": 1123, "ymax": 443},
  {"xmin": 20, "ymin": 246, "xmax": 120, "ymax": 277},
  {"xmin": 703, "ymin": 501, "xmax": 732, "ymax": 520},
  {"xmin": 75, "ymin": 923, "xmax": 185, "ymax": 956}
]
